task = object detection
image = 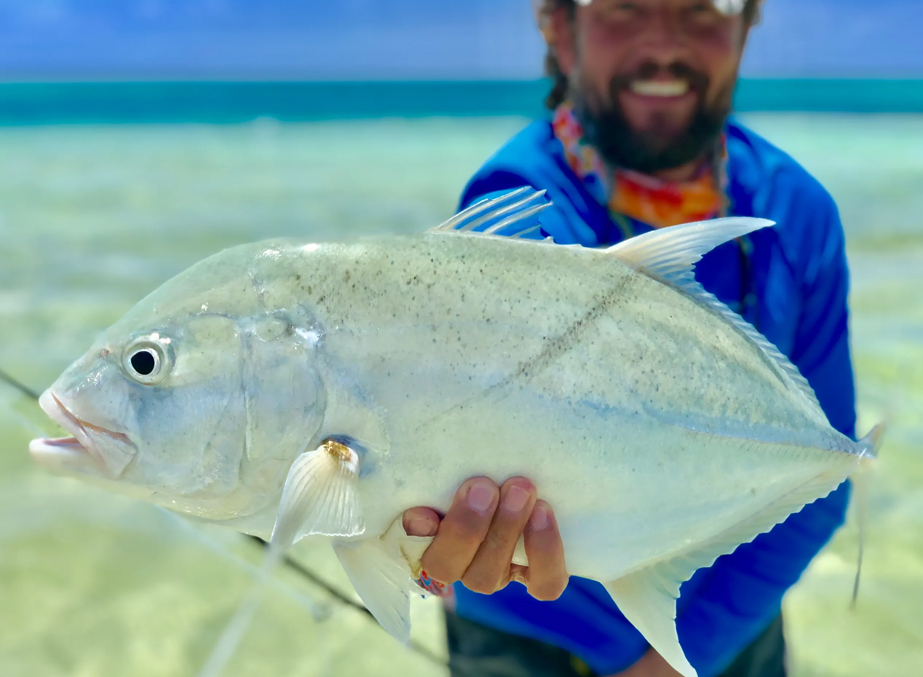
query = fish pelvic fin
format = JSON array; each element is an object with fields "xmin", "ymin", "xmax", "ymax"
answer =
[
  {"xmin": 200, "ymin": 434, "xmax": 369, "ymax": 677},
  {"xmin": 431, "ymin": 187, "xmax": 552, "ymax": 240},
  {"xmin": 604, "ymin": 564, "xmax": 697, "ymax": 677},
  {"xmin": 333, "ymin": 535, "xmax": 416, "ymax": 643},
  {"xmin": 199, "ymin": 437, "xmax": 366, "ymax": 677},
  {"xmin": 270, "ymin": 439, "xmax": 365, "ymax": 551}
]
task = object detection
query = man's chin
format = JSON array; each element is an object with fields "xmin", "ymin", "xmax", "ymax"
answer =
[
  {"xmin": 577, "ymin": 101, "xmax": 727, "ymax": 174},
  {"xmin": 617, "ymin": 90, "xmax": 699, "ymax": 141}
]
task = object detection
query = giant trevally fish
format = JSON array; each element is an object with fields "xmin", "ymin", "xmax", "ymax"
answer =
[{"xmin": 29, "ymin": 188, "xmax": 881, "ymax": 677}]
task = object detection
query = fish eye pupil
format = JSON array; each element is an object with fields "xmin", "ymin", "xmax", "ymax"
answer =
[{"xmin": 130, "ymin": 349, "xmax": 157, "ymax": 376}]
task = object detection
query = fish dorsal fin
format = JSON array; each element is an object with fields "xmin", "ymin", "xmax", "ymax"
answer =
[
  {"xmin": 608, "ymin": 218, "xmax": 821, "ymax": 410},
  {"xmin": 431, "ymin": 187, "xmax": 552, "ymax": 240},
  {"xmin": 607, "ymin": 217, "xmax": 772, "ymax": 285}
]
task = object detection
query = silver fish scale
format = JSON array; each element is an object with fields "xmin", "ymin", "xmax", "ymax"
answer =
[
  {"xmin": 184, "ymin": 233, "xmax": 854, "ymax": 553},
  {"xmin": 101, "ymin": 229, "xmax": 856, "ymax": 576}
]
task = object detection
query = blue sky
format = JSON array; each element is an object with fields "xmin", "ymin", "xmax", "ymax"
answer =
[{"xmin": 0, "ymin": 0, "xmax": 919, "ymax": 80}]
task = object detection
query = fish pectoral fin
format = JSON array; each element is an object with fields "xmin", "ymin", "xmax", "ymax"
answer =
[
  {"xmin": 334, "ymin": 537, "xmax": 415, "ymax": 643},
  {"xmin": 270, "ymin": 440, "xmax": 365, "ymax": 551},
  {"xmin": 603, "ymin": 563, "xmax": 697, "ymax": 677}
]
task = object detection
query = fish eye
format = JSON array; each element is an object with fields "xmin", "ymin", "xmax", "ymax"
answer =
[{"xmin": 122, "ymin": 335, "xmax": 173, "ymax": 385}]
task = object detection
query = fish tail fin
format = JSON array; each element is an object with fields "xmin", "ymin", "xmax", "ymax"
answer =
[
  {"xmin": 850, "ymin": 422, "xmax": 884, "ymax": 609},
  {"xmin": 857, "ymin": 422, "xmax": 885, "ymax": 463}
]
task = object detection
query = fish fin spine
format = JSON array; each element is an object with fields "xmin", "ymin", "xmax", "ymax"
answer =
[{"xmin": 430, "ymin": 187, "xmax": 552, "ymax": 239}]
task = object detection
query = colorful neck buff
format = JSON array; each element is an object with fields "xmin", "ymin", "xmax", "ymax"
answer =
[{"xmin": 552, "ymin": 102, "xmax": 728, "ymax": 232}]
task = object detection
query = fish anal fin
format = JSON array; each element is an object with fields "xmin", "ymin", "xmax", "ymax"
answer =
[
  {"xmin": 604, "ymin": 462, "xmax": 857, "ymax": 677},
  {"xmin": 333, "ymin": 537, "xmax": 415, "ymax": 643},
  {"xmin": 604, "ymin": 564, "xmax": 697, "ymax": 677},
  {"xmin": 270, "ymin": 439, "xmax": 365, "ymax": 551}
]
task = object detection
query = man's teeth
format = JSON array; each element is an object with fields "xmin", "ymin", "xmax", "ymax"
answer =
[{"xmin": 630, "ymin": 80, "xmax": 690, "ymax": 97}]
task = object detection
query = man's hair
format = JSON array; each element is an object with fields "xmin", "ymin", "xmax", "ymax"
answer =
[{"xmin": 537, "ymin": 0, "xmax": 762, "ymax": 110}]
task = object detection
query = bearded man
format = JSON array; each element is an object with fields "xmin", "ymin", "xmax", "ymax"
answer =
[{"xmin": 402, "ymin": 1, "xmax": 857, "ymax": 676}]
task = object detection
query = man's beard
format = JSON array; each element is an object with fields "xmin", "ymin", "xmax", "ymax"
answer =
[{"xmin": 571, "ymin": 62, "xmax": 734, "ymax": 175}]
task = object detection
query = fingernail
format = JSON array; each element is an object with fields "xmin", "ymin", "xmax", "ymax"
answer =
[
  {"xmin": 530, "ymin": 503, "xmax": 550, "ymax": 531},
  {"xmin": 467, "ymin": 481, "xmax": 497, "ymax": 513},
  {"xmin": 502, "ymin": 485, "xmax": 530, "ymax": 512},
  {"xmin": 406, "ymin": 515, "xmax": 437, "ymax": 537}
]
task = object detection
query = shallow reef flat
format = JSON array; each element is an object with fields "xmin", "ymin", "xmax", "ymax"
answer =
[{"xmin": 0, "ymin": 114, "xmax": 921, "ymax": 677}]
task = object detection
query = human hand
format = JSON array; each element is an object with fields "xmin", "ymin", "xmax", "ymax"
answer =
[{"xmin": 402, "ymin": 477, "xmax": 568, "ymax": 600}]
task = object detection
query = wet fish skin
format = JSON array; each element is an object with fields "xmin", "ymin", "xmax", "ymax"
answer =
[{"xmin": 29, "ymin": 190, "xmax": 881, "ymax": 677}]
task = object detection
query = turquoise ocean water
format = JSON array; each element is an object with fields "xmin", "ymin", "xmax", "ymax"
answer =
[
  {"xmin": 0, "ymin": 98, "xmax": 921, "ymax": 676},
  {"xmin": 0, "ymin": 79, "xmax": 922, "ymax": 125}
]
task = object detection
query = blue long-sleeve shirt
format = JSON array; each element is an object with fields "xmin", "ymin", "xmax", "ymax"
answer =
[{"xmin": 452, "ymin": 118, "xmax": 856, "ymax": 677}]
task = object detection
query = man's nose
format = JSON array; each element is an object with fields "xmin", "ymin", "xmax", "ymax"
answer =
[{"xmin": 634, "ymin": 8, "xmax": 690, "ymax": 66}]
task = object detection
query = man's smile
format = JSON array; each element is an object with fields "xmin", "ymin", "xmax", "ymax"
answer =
[{"xmin": 629, "ymin": 79, "xmax": 691, "ymax": 97}]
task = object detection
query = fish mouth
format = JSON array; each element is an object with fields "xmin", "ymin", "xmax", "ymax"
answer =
[{"xmin": 29, "ymin": 392, "xmax": 137, "ymax": 478}]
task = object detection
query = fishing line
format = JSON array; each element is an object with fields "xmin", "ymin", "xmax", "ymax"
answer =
[
  {"xmin": 0, "ymin": 367, "xmax": 41, "ymax": 401},
  {"xmin": 247, "ymin": 535, "xmax": 446, "ymax": 667},
  {"xmin": 0, "ymin": 366, "xmax": 448, "ymax": 669}
]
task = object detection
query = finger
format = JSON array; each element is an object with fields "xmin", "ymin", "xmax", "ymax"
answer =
[
  {"xmin": 420, "ymin": 477, "xmax": 499, "ymax": 584},
  {"xmin": 508, "ymin": 564, "xmax": 529, "ymax": 587},
  {"xmin": 522, "ymin": 500, "xmax": 568, "ymax": 601},
  {"xmin": 402, "ymin": 507, "xmax": 440, "ymax": 537},
  {"xmin": 461, "ymin": 477, "xmax": 536, "ymax": 594}
]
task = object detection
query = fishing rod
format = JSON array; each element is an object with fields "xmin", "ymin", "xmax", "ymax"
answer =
[{"xmin": 0, "ymin": 367, "xmax": 447, "ymax": 669}]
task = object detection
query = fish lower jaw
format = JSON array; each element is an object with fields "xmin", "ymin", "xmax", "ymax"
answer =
[
  {"xmin": 29, "ymin": 436, "xmax": 101, "ymax": 473},
  {"xmin": 35, "ymin": 389, "xmax": 136, "ymax": 476}
]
